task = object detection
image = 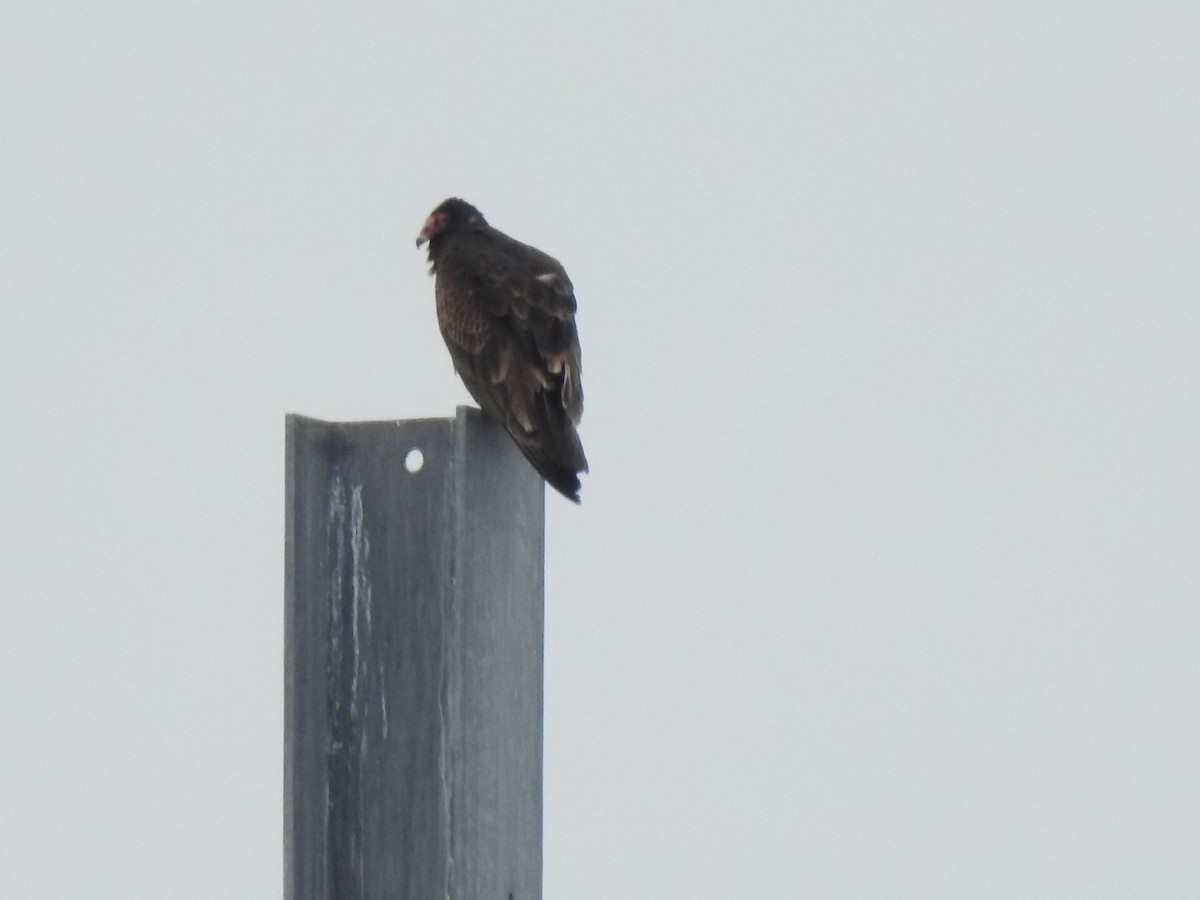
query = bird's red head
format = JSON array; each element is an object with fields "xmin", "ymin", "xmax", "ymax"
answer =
[
  {"xmin": 416, "ymin": 211, "xmax": 448, "ymax": 246},
  {"xmin": 416, "ymin": 198, "xmax": 484, "ymax": 248}
]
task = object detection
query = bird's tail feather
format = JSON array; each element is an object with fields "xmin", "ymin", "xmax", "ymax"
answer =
[{"xmin": 509, "ymin": 425, "xmax": 587, "ymax": 504}]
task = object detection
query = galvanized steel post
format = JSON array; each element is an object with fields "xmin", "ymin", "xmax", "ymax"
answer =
[{"xmin": 285, "ymin": 408, "xmax": 545, "ymax": 899}]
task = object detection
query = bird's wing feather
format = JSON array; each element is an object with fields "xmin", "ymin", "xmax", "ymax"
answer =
[
  {"xmin": 438, "ymin": 228, "xmax": 584, "ymax": 425},
  {"xmin": 426, "ymin": 208, "xmax": 587, "ymax": 502}
]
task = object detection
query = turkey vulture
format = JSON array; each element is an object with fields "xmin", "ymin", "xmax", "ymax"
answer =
[{"xmin": 416, "ymin": 198, "xmax": 588, "ymax": 502}]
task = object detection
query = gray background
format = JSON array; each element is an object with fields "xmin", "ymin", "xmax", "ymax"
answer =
[{"xmin": 3, "ymin": 3, "xmax": 1197, "ymax": 897}]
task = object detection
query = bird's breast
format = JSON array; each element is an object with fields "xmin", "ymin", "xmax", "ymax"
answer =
[{"xmin": 435, "ymin": 278, "xmax": 491, "ymax": 353}]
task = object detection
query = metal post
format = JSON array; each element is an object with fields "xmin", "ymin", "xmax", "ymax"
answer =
[{"xmin": 285, "ymin": 407, "xmax": 545, "ymax": 900}]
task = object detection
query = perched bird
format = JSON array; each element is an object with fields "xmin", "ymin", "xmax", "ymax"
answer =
[{"xmin": 416, "ymin": 198, "xmax": 588, "ymax": 502}]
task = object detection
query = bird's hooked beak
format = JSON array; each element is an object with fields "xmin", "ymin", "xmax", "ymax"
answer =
[{"xmin": 416, "ymin": 215, "xmax": 438, "ymax": 249}]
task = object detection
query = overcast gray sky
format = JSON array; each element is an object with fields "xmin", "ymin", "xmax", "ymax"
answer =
[{"xmin": 3, "ymin": 3, "xmax": 1198, "ymax": 897}]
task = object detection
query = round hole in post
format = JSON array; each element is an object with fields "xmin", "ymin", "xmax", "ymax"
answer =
[{"xmin": 404, "ymin": 448, "xmax": 424, "ymax": 473}]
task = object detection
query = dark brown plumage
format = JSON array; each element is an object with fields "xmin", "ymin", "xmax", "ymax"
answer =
[{"xmin": 416, "ymin": 198, "xmax": 588, "ymax": 502}]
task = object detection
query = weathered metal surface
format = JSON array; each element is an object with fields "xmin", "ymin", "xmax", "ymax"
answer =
[{"xmin": 285, "ymin": 408, "xmax": 544, "ymax": 900}]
